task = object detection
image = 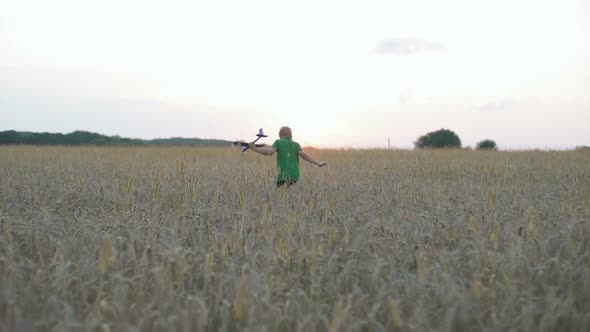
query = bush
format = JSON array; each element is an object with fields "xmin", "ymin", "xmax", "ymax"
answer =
[
  {"xmin": 414, "ymin": 128, "xmax": 461, "ymax": 149},
  {"xmin": 476, "ymin": 139, "xmax": 498, "ymax": 150}
]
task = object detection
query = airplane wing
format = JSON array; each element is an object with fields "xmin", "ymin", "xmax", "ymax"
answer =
[{"xmin": 233, "ymin": 141, "xmax": 265, "ymax": 147}]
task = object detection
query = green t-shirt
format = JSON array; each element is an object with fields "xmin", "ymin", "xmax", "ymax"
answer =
[{"xmin": 272, "ymin": 137, "xmax": 302, "ymax": 182}]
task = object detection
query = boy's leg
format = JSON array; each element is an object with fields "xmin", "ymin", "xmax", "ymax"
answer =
[{"xmin": 276, "ymin": 179, "xmax": 297, "ymax": 188}]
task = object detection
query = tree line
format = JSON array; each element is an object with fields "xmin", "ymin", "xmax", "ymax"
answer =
[
  {"xmin": 0, "ymin": 130, "xmax": 233, "ymax": 147},
  {"xmin": 414, "ymin": 128, "xmax": 498, "ymax": 150}
]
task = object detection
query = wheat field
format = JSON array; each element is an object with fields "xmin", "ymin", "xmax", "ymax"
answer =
[{"xmin": 0, "ymin": 146, "xmax": 589, "ymax": 331}]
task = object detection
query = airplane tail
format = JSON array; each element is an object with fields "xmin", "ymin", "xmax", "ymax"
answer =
[{"xmin": 257, "ymin": 128, "xmax": 268, "ymax": 137}]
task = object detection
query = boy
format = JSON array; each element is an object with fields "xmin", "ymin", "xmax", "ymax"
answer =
[{"xmin": 249, "ymin": 126, "xmax": 327, "ymax": 187}]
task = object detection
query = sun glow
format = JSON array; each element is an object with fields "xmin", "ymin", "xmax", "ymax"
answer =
[{"xmin": 1, "ymin": 0, "xmax": 588, "ymax": 148}]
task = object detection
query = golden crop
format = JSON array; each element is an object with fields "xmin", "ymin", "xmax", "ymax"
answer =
[{"xmin": 0, "ymin": 146, "xmax": 588, "ymax": 331}]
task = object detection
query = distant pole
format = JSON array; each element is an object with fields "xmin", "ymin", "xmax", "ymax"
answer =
[{"xmin": 388, "ymin": 136, "xmax": 391, "ymax": 149}]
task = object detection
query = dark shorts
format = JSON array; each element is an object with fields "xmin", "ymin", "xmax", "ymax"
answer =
[{"xmin": 277, "ymin": 179, "xmax": 297, "ymax": 188}]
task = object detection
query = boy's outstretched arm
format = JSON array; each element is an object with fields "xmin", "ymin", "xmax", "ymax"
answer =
[
  {"xmin": 299, "ymin": 150, "xmax": 327, "ymax": 167},
  {"xmin": 249, "ymin": 143, "xmax": 276, "ymax": 156}
]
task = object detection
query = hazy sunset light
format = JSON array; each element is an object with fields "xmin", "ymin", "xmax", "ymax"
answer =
[{"xmin": 2, "ymin": 0, "xmax": 589, "ymax": 148}]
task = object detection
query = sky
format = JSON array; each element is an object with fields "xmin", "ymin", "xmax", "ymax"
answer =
[{"xmin": 1, "ymin": 0, "xmax": 589, "ymax": 149}]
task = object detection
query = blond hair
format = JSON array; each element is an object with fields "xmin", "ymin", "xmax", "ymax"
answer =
[{"xmin": 279, "ymin": 126, "xmax": 292, "ymax": 137}]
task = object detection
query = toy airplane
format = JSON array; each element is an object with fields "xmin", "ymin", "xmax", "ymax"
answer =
[{"xmin": 233, "ymin": 128, "xmax": 268, "ymax": 152}]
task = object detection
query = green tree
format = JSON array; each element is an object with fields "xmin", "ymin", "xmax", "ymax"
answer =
[
  {"xmin": 0, "ymin": 130, "xmax": 20, "ymax": 144},
  {"xmin": 414, "ymin": 128, "xmax": 461, "ymax": 149},
  {"xmin": 476, "ymin": 139, "xmax": 498, "ymax": 150}
]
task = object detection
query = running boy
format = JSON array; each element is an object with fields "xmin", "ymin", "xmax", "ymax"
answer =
[{"xmin": 249, "ymin": 126, "xmax": 327, "ymax": 187}]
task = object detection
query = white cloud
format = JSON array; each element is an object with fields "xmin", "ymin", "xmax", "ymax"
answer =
[
  {"xmin": 477, "ymin": 99, "xmax": 517, "ymax": 112},
  {"xmin": 373, "ymin": 38, "xmax": 446, "ymax": 55}
]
